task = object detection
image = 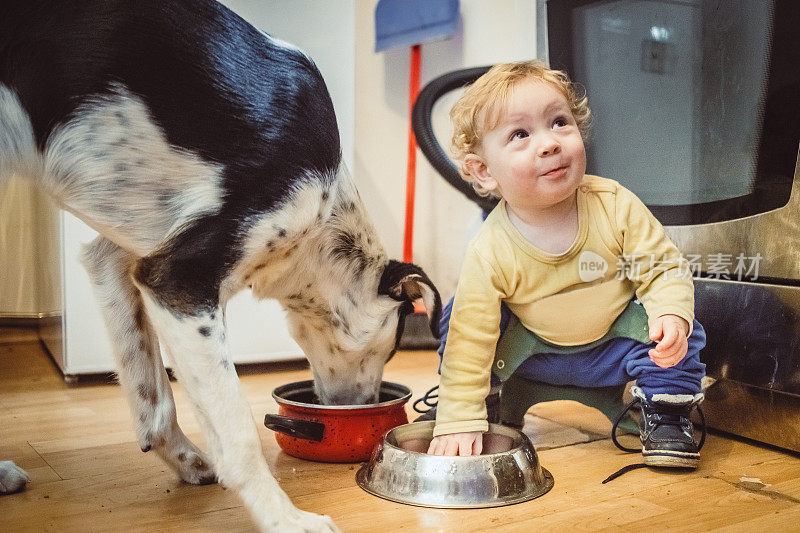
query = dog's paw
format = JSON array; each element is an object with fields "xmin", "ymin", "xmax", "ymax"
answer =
[
  {"xmin": 0, "ymin": 461, "xmax": 30, "ymax": 494},
  {"xmin": 175, "ymin": 450, "xmax": 216, "ymax": 485},
  {"xmin": 280, "ymin": 509, "xmax": 340, "ymax": 533}
]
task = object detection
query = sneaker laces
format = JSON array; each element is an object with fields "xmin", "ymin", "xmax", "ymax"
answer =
[{"xmin": 413, "ymin": 385, "xmax": 439, "ymax": 413}]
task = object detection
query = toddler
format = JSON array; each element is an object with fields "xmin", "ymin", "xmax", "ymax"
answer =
[{"xmin": 428, "ymin": 60, "xmax": 706, "ymax": 468}]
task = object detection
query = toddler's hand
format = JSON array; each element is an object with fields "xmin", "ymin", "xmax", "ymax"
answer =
[
  {"xmin": 427, "ymin": 431, "xmax": 483, "ymax": 456},
  {"xmin": 648, "ymin": 314, "xmax": 689, "ymax": 368}
]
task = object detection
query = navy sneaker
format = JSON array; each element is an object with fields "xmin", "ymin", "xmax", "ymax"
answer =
[{"xmin": 612, "ymin": 386, "xmax": 705, "ymax": 468}]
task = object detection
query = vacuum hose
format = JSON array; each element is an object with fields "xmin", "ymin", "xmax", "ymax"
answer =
[{"xmin": 411, "ymin": 66, "xmax": 500, "ymax": 214}]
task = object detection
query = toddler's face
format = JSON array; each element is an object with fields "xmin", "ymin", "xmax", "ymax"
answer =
[{"xmin": 468, "ymin": 80, "xmax": 586, "ymax": 211}]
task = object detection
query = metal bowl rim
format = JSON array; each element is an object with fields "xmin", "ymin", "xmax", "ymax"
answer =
[{"xmin": 355, "ymin": 463, "xmax": 555, "ymax": 509}]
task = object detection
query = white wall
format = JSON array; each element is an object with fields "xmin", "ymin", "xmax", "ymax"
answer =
[
  {"xmin": 354, "ymin": 0, "xmax": 538, "ymax": 299},
  {"xmin": 218, "ymin": 0, "xmax": 356, "ymax": 171}
]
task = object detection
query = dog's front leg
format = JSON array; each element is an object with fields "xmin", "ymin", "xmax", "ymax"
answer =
[
  {"xmin": 82, "ymin": 238, "xmax": 216, "ymax": 484},
  {"xmin": 135, "ymin": 288, "xmax": 339, "ymax": 533}
]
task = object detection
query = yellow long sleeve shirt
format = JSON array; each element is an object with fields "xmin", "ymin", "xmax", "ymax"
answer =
[{"xmin": 433, "ymin": 175, "xmax": 695, "ymax": 437}]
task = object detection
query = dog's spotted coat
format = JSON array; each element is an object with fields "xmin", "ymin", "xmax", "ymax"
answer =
[{"xmin": 0, "ymin": 1, "xmax": 441, "ymax": 530}]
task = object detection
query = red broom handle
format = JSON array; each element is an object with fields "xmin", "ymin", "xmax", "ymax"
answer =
[
  {"xmin": 404, "ymin": 44, "xmax": 421, "ymax": 264},
  {"xmin": 405, "ymin": 45, "xmax": 424, "ymax": 314}
]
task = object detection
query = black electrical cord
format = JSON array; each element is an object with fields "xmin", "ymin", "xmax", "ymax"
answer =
[
  {"xmin": 411, "ymin": 66, "xmax": 500, "ymax": 214},
  {"xmin": 413, "ymin": 384, "xmax": 439, "ymax": 413}
]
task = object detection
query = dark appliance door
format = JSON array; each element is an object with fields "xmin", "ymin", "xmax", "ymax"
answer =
[{"xmin": 544, "ymin": 0, "xmax": 800, "ymax": 451}]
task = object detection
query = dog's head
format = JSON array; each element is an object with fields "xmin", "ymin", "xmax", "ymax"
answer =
[{"xmin": 285, "ymin": 260, "xmax": 441, "ymax": 405}]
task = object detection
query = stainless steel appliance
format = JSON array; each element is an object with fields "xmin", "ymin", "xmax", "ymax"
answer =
[{"xmin": 540, "ymin": 0, "xmax": 800, "ymax": 451}]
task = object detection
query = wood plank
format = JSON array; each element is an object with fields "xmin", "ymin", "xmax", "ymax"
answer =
[{"xmin": 2, "ymin": 325, "xmax": 800, "ymax": 532}]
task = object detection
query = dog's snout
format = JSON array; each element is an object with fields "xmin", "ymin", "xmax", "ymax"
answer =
[
  {"xmin": 317, "ymin": 383, "xmax": 381, "ymax": 406},
  {"xmin": 326, "ymin": 393, "xmax": 352, "ymax": 405}
]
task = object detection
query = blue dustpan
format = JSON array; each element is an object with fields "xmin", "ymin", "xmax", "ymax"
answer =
[{"xmin": 375, "ymin": 0, "xmax": 460, "ymax": 52}]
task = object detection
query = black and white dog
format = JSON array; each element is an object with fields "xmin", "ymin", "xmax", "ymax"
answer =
[{"xmin": 0, "ymin": 1, "xmax": 441, "ymax": 531}]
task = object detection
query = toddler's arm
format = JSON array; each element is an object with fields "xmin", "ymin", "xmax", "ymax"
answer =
[
  {"xmin": 427, "ymin": 431, "xmax": 484, "ymax": 456},
  {"xmin": 615, "ymin": 185, "xmax": 695, "ymax": 336},
  {"xmin": 434, "ymin": 249, "xmax": 505, "ymax": 438}
]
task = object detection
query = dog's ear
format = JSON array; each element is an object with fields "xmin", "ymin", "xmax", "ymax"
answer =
[{"xmin": 378, "ymin": 260, "xmax": 442, "ymax": 337}]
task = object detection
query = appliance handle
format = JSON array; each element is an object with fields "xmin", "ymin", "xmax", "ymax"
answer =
[{"xmin": 264, "ymin": 414, "xmax": 325, "ymax": 442}]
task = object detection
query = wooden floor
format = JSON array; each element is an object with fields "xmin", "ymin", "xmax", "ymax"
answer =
[{"xmin": 3, "ymin": 326, "xmax": 800, "ymax": 532}]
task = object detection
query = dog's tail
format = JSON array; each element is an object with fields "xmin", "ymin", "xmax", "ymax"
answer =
[{"xmin": 0, "ymin": 85, "xmax": 41, "ymax": 186}]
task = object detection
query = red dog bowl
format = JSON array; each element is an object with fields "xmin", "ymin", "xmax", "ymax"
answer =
[{"xmin": 264, "ymin": 380, "xmax": 411, "ymax": 462}]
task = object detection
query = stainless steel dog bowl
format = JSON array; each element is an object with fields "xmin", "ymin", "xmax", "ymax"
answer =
[{"xmin": 356, "ymin": 421, "xmax": 554, "ymax": 508}]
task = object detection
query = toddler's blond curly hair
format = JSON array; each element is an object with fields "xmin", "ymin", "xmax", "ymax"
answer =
[{"xmin": 450, "ymin": 60, "xmax": 591, "ymax": 198}]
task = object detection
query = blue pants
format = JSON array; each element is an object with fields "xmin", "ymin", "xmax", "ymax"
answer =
[{"xmin": 438, "ymin": 298, "xmax": 706, "ymax": 398}]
